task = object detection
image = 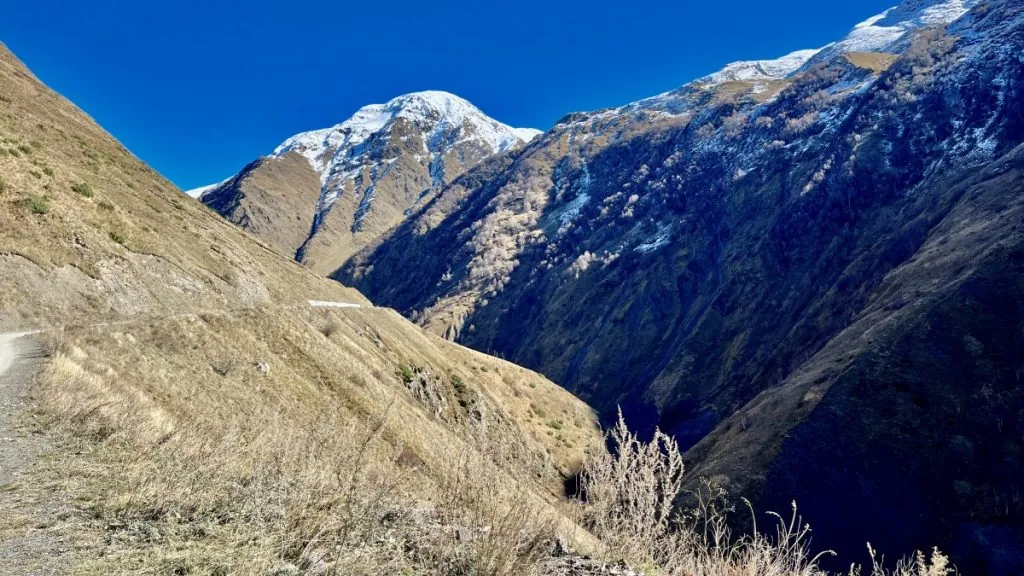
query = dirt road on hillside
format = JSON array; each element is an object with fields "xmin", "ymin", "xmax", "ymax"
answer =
[
  {"xmin": 0, "ymin": 332, "xmax": 74, "ymax": 575},
  {"xmin": 0, "ymin": 332, "xmax": 44, "ymax": 486}
]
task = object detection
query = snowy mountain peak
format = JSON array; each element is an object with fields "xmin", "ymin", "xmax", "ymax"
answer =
[
  {"xmin": 272, "ymin": 90, "xmax": 539, "ymax": 178},
  {"xmin": 697, "ymin": 0, "xmax": 979, "ymax": 89},
  {"xmin": 197, "ymin": 91, "xmax": 542, "ymax": 271}
]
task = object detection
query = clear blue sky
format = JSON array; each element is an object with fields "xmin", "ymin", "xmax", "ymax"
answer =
[{"xmin": 2, "ymin": 0, "xmax": 894, "ymax": 190}]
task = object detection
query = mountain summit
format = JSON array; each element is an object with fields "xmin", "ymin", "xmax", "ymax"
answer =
[{"xmin": 196, "ymin": 91, "xmax": 539, "ymax": 272}]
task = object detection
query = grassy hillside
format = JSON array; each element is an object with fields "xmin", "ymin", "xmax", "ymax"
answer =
[
  {"xmin": 0, "ymin": 44, "xmax": 605, "ymax": 574},
  {"xmin": 0, "ymin": 43, "xmax": 368, "ymax": 330}
]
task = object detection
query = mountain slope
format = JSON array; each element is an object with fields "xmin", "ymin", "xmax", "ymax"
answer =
[
  {"xmin": 339, "ymin": 1, "xmax": 1024, "ymax": 571},
  {"xmin": 198, "ymin": 91, "xmax": 540, "ymax": 274},
  {"xmin": 0, "ymin": 44, "xmax": 602, "ymax": 574}
]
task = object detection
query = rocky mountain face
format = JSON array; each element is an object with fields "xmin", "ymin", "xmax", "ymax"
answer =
[
  {"xmin": 339, "ymin": 0, "xmax": 1024, "ymax": 571},
  {"xmin": 197, "ymin": 92, "xmax": 540, "ymax": 274}
]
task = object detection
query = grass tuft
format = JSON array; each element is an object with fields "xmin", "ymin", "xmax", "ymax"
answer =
[
  {"xmin": 72, "ymin": 181, "xmax": 93, "ymax": 197},
  {"xmin": 25, "ymin": 194, "xmax": 50, "ymax": 215}
]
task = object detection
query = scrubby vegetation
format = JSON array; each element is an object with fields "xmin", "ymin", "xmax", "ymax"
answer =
[
  {"xmin": 25, "ymin": 194, "xmax": 50, "ymax": 214},
  {"xmin": 28, "ymin": 325, "xmax": 953, "ymax": 576},
  {"xmin": 71, "ymin": 181, "xmax": 93, "ymax": 197},
  {"xmin": 573, "ymin": 411, "xmax": 954, "ymax": 576}
]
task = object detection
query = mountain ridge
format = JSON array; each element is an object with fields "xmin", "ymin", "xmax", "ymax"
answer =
[
  {"xmin": 338, "ymin": 1, "xmax": 1024, "ymax": 571},
  {"xmin": 192, "ymin": 90, "xmax": 540, "ymax": 274}
]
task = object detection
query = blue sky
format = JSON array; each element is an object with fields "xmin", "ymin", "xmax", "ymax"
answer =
[{"xmin": 2, "ymin": 0, "xmax": 894, "ymax": 190}]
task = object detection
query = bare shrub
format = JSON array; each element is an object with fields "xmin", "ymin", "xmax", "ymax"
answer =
[
  {"xmin": 785, "ymin": 111, "xmax": 820, "ymax": 135},
  {"xmin": 576, "ymin": 410, "xmax": 956, "ymax": 576},
  {"xmin": 722, "ymin": 110, "xmax": 749, "ymax": 137},
  {"xmin": 322, "ymin": 319, "xmax": 341, "ymax": 338},
  {"xmin": 577, "ymin": 410, "xmax": 832, "ymax": 575},
  {"xmin": 38, "ymin": 328, "xmax": 70, "ymax": 356},
  {"xmin": 578, "ymin": 409, "xmax": 683, "ymax": 564},
  {"xmin": 858, "ymin": 545, "xmax": 955, "ymax": 576}
]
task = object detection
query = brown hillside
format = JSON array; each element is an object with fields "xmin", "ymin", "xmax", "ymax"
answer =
[{"xmin": 0, "ymin": 43, "xmax": 602, "ymax": 574}]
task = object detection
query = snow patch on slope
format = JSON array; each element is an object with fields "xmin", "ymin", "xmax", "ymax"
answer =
[
  {"xmin": 700, "ymin": 49, "xmax": 822, "ymax": 84},
  {"xmin": 184, "ymin": 180, "xmax": 227, "ymax": 199}
]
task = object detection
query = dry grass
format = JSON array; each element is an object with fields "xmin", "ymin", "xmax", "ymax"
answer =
[
  {"xmin": 575, "ymin": 412, "xmax": 956, "ymax": 576},
  {"xmin": 0, "ymin": 43, "xmax": 367, "ymax": 332},
  {"xmin": 23, "ymin": 305, "xmax": 601, "ymax": 574},
  {"xmin": 845, "ymin": 52, "xmax": 899, "ymax": 73},
  {"xmin": 432, "ymin": 452, "xmax": 558, "ymax": 576}
]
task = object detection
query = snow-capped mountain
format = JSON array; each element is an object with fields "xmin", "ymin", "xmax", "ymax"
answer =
[
  {"xmin": 340, "ymin": 0, "xmax": 1024, "ymax": 571},
  {"xmin": 199, "ymin": 91, "xmax": 539, "ymax": 273},
  {"xmin": 621, "ymin": 0, "xmax": 980, "ymax": 113},
  {"xmin": 273, "ymin": 91, "xmax": 539, "ymax": 184}
]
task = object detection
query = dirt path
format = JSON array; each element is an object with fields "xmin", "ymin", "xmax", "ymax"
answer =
[
  {"xmin": 0, "ymin": 332, "xmax": 44, "ymax": 485},
  {"xmin": 0, "ymin": 332, "xmax": 73, "ymax": 575}
]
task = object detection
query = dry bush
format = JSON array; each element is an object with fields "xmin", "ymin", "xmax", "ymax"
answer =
[
  {"xmin": 573, "ymin": 411, "xmax": 828, "ymax": 574},
  {"xmin": 576, "ymin": 410, "xmax": 955, "ymax": 576},
  {"xmin": 785, "ymin": 111, "xmax": 820, "ymax": 135},
  {"xmin": 578, "ymin": 408, "xmax": 683, "ymax": 565},
  {"xmin": 857, "ymin": 545, "xmax": 955, "ymax": 576},
  {"xmin": 321, "ymin": 316, "xmax": 341, "ymax": 338}
]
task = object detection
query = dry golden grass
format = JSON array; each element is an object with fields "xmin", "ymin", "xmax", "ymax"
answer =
[
  {"xmin": 23, "ymin": 304, "xmax": 601, "ymax": 574},
  {"xmin": 845, "ymin": 52, "xmax": 899, "ymax": 73},
  {"xmin": 0, "ymin": 43, "xmax": 366, "ymax": 332}
]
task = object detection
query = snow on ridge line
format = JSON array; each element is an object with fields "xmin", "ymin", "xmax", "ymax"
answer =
[
  {"xmin": 513, "ymin": 127, "xmax": 544, "ymax": 142},
  {"xmin": 699, "ymin": 48, "xmax": 823, "ymax": 85},
  {"xmin": 184, "ymin": 180, "xmax": 228, "ymax": 199},
  {"xmin": 272, "ymin": 90, "xmax": 541, "ymax": 175},
  {"xmin": 695, "ymin": 0, "xmax": 978, "ymax": 88}
]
